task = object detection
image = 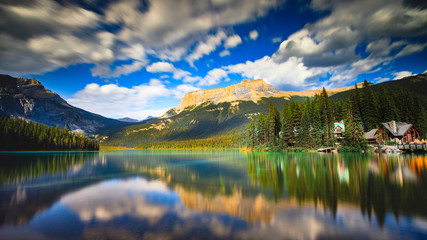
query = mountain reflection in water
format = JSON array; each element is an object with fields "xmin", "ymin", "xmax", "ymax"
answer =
[{"xmin": 0, "ymin": 150, "xmax": 426, "ymax": 239}]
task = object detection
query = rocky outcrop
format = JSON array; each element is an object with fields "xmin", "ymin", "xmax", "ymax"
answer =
[
  {"xmin": 164, "ymin": 79, "xmax": 363, "ymax": 117},
  {"xmin": 0, "ymin": 74, "xmax": 123, "ymax": 133},
  {"xmin": 175, "ymin": 79, "xmax": 285, "ymax": 112}
]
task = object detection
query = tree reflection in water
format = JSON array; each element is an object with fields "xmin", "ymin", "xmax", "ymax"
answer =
[
  {"xmin": 246, "ymin": 152, "xmax": 427, "ymax": 227},
  {"xmin": 0, "ymin": 151, "xmax": 99, "ymax": 184}
]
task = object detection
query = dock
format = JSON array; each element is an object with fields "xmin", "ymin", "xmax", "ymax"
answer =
[
  {"xmin": 317, "ymin": 147, "xmax": 338, "ymax": 153},
  {"xmin": 397, "ymin": 144, "xmax": 427, "ymax": 152}
]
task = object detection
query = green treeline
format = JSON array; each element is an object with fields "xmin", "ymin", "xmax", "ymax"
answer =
[
  {"xmin": 246, "ymin": 80, "xmax": 427, "ymax": 151},
  {"xmin": 136, "ymin": 134, "xmax": 243, "ymax": 149},
  {"xmin": 0, "ymin": 117, "xmax": 99, "ymax": 150}
]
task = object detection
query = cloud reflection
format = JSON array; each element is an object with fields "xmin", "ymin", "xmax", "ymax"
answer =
[
  {"xmin": 61, "ymin": 178, "xmax": 173, "ymax": 223},
  {"xmin": 57, "ymin": 176, "xmax": 413, "ymax": 240}
]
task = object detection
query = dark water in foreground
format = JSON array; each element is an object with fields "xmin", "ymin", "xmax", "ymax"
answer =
[{"xmin": 0, "ymin": 150, "xmax": 426, "ymax": 240}]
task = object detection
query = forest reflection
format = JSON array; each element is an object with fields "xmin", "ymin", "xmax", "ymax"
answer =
[
  {"xmin": 246, "ymin": 152, "xmax": 427, "ymax": 226},
  {"xmin": 0, "ymin": 151, "xmax": 99, "ymax": 184}
]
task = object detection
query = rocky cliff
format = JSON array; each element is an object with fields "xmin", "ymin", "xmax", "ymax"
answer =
[
  {"xmin": 166, "ymin": 79, "xmax": 362, "ymax": 116},
  {"xmin": 0, "ymin": 74, "xmax": 125, "ymax": 133}
]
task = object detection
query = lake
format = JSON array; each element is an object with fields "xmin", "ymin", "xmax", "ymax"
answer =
[{"xmin": 0, "ymin": 150, "xmax": 426, "ymax": 239}]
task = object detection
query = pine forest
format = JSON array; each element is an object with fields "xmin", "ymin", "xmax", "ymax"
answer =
[
  {"xmin": 246, "ymin": 80, "xmax": 427, "ymax": 152},
  {"xmin": 0, "ymin": 117, "xmax": 99, "ymax": 151}
]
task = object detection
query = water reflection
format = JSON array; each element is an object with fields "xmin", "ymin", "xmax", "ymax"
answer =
[
  {"xmin": 0, "ymin": 152, "xmax": 99, "ymax": 227},
  {"xmin": 61, "ymin": 178, "xmax": 173, "ymax": 223},
  {"xmin": 0, "ymin": 151, "xmax": 426, "ymax": 239},
  {"xmin": 246, "ymin": 152, "xmax": 427, "ymax": 227},
  {"xmin": 0, "ymin": 151, "xmax": 99, "ymax": 184}
]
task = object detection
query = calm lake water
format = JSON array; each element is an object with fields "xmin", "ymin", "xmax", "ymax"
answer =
[{"xmin": 0, "ymin": 150, "xmax": 426, "ymax": 240}]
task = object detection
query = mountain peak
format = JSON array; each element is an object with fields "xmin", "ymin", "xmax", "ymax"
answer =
[
  {"xmin": 0, "ymin": 75, "xmax": 124, "ymax": 133},
  {"xmin": 241, "ymin": 78, "xmax": 263, "ymax": 83},
  {"xmin": 163, "ymin": 79, "xmax": 377, "ymax": 118},
  {"xmin": 172, "ymin": 79, "xmax": 285, "ymax": 114}
]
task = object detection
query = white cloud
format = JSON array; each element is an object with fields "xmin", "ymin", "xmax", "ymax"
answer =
[
  {"xmin": 186, "ymin": 31, "xmax": 227, "ymax": 65},
  {"xmin": 273, "ymin": 28, "xmax": 359, "ymax": 67},
  {"xmin": 272, "ymin": 37, "xmax": 282, "ymax": 43},
  {"xmin": 198, "ymin": 68, "xmax": 229, "ymax": 86},
  {"xmin": 67, "ymin": 79, "xmax": 171, "ymax": 119},
  {"xmin": 28, "ymin": 32, "xmax": 115, "ymax": 66},
  {"xmin": 395, "ymin": 43, "xmax": 427, "ymax": 58},
  {"xmin": 119, "ymin": 43, "xmax": 147, "ymax": 61},
  {"xmin": 105, "ymin": 0, "xmax": 280, "ymax": 47},
  {"xmin": 5, "ymin": 0, "xmax": 100, "ymax": 29},
  {"xmin": 173, "ymin": 69, "xmax": 192, "ymax": 80},
  {"xmin": 219, "ymin": 50, "xmax": 231, "ymax": 57},
  {"xmin": 392, "ymin": 71, "xmax": 413, "ymax": 80},
  {"xmin": 373, "ymin": 77, "xmax": 390, "ymax": 84},
  {"xmin": 146, "ymin": 62, "xmax": 191, "ymax": 80},
  {"xmin": 273, "ymin": 1, "xmax": 427, "ymax": 65},
  {"xmin": 91, "ymin": 60, "xmax": 148, "ymax": 78},
  {"xmin": 0, "ymin": 0, "xmax": 282, "ymax": 76},
  {"xmin": 183, "ymin": 76, "xmax": 203, "ymax": 83},
  {"xmin": 225, "ymin": 56, "xmax": 321, "ymax": 90},
  {"xmin": 224, "ymin": 34, "xmax": 242, "ymax": 48},
  {"xmin": 366, "ymin": 39, "xmax": 395, "ymax": 58},
  {"xmin": 171, "ymin": 84, "xmax": 200, "ymax": 99},
  {"xmin": 153, "ymin": 47, "xmax": 187, "ymax": 62},
  {"xmin": 147, "ymin": 62, "xmax": 176, "ymax": 73},
  {"xmin": 264, "ymin": 0, "xmax": 427, "ymax": 86},
  {"xmin": 249, "ymin": 30, "xmax": 259, "ymax": 40}
]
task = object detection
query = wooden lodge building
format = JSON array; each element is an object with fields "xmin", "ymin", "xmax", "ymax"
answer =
[
  {"xmin": 334, "ymin": 122, "xmax": 345, "ymax": 141},
  {"xmin": 365, "ymin": 120, "xmax": 423, "ymax": 144}
]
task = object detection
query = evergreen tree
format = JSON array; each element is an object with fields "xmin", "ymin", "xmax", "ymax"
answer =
[
  {"xmin": 360, "ymin": 80, "xmax": 379, "ymax": 130},
  {"xmin": 256, "ymin": 113, "xmax": 268, "ymax": 145},
  {"xmin": 343, "ymin": 98, "xmax": 368, "ymax": 151},
  {"xmin": 311, "ymin": 95, "xmax": 323, "ymax": 146},
  {"xmin": 296, "ymin": 101, "xmax": 312, "ymax": 148},
  {"xmin": 348, "ymin": 91, "xmax": 361, "ymax": 121},
  {"xmin": 412, "ymin": 95, "xmax": 427, "ymax": 134},
  {"xmin": 320, "ymin": 88, "xmax": 334, "ymax": 146},
  {"xmin": 282, "ymin": 103, "xmax": 294, "ymax": 146},
  {"xmin": 354, "ymin": 83, "xmax": 362, "ymax": 117},
  {"xmin": 334, "ymin": 100, "xmax": 346, "ymax": 122},
  {"xmin": 268, "ymin": 101, "xmax": 281, "ymax": 146},
  {"xmin": 246, "ymin": 115, "xmax": 256, "ymax": 148},
  {"xmin": 290, "ymin": 98, "xmax": 302, "ymax": 135},
  {"xmin": 377, "ymin": 86, "xmax": 399, "ymax": 122}
]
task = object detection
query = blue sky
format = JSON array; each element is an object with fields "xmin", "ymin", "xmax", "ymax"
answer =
[{"xmin": 1, "ymin": 0, "xmax": 426, "ymax": 120}]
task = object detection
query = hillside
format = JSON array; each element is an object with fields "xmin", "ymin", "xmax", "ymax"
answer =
[
  {"xmin": 330, "ymin": 73, "xmax": 427, "ymax": 101},
  {"xmin": 0, "ymin": 74, "xmax": 129, "ymax": 133},
  {"xmin": 100, "ymin": 80, "xmax": 361, "ymax": 147},
  {"xmin": 101, "ymin": 75, "xmax": 427, "ymax": 147}
]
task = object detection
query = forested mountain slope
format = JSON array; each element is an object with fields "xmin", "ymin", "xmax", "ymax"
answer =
[{"xmin": 99, "ymin": 80, "xmax": 360, "ymax": 147}]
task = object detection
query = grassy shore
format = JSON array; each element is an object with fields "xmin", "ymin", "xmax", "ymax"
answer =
[{"xmin": 99, "ymin": 146, "xmax": 134, "ymax": 150}]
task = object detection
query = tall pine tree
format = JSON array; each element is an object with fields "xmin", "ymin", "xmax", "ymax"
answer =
[
  {"xmin": 246, "ymin": 115, "xmax": 256, "ymax": 148},
  {"xmin": 377, "ymin": 86, "xmax": 399, "ymax": 122},
  {"xmin": 360, "ymin": 80, "xmax": 378, "ymax": 130},
  {"xmin": 282, "ymin": 103, "xmax": 294, "ymax": 146},
  {"xmin": 268, "ymin": 101, "xmax": 281, "ymax": 146}
]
